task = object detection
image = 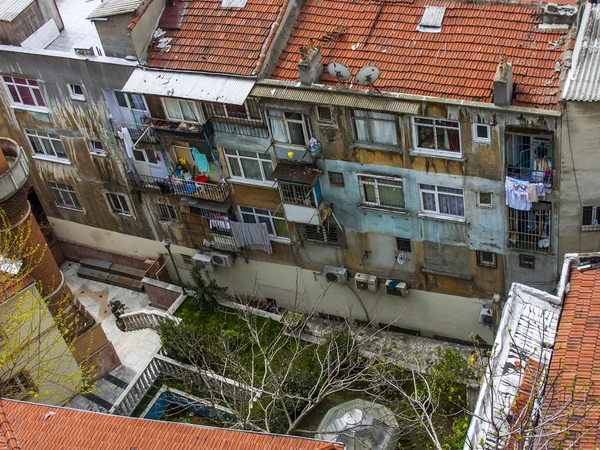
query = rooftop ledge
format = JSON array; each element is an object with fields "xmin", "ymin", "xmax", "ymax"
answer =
[{"xmin": 254, "ymin": 79, "xmax": 562, "ymax": 117}]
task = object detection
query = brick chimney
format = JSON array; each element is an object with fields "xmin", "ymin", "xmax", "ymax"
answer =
[
  {"xmin": 493, "ymin": 56, "xmax": 514, "ymax": 107},
  {"xmin": 298, "ymin": 39, "xmax": 323, "ymax": 86}
]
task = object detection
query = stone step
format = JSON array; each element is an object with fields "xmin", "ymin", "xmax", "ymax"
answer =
[
  {"xmin": 107, "ymin": 274, "xmax": 144, "ymax": 292},
  {"xmin": 77, "ymin": 266, "xmax": 110, "ymax": 283},
  {"xmin": 79, "ymin": 258, "xmax": 112, "ymax": 272},
  {"xmin": 109, "ymin": 263, "xmax": 146, "ymax": 281}
]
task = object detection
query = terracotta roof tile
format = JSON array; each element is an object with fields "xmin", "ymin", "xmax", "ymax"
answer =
[
  {"xmin": 146, "ymin": 0, "xmax": 289, "ymax": 75},
  {"xmin": 270, "ymin": 0, "xmax": 576, "ymax": 110},
  {"xmin": 543, "ymin": 268, "xmax": 600, "ymax": 447},
  {"xmin": 0, "ymin": 399, "xmax": 342, "ymax": 450}
]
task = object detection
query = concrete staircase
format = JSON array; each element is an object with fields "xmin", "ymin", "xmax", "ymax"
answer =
[
  {"xmin": 77, "ymin": 258, "xmax": 146, "ymax": 292},
  {"xmin": 69, "ymin": 365, "xmax": 137, "ymax": 413}
]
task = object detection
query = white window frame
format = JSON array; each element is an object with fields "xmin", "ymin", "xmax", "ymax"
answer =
[
  {"xmin": 473, "ymin": 123, "xmax": 490, "ymax": 143},
  {"xmin": 266, "ymin": 110, "xmax": 311, "ymax": 147},
  {"xmin": 3, "ymin": 76, "xmax": 48, "ymax": 112},
  {"xmin": 351, "ymin": 110, "xmax": 398, "ymax": 146},
  {"xmin": 106, "ymin": 193, "xmax": 132, "ymax": 216},
  {"xmin": 317, "ymin": 106, "xmax": 333, "ymax": 123},
  {"xmin": 48, "ymin": 182, "xmax": 82, "ymax": 211},
  {"xmin": 582, "ymin": 206, "xmax": 600, "ymax": 231},
  {"xmin": 133, "ymin": 147, "xmax": 159, "ymax": 165},
  {"xmin": 25, "ymin": 130, "xmax": 70, "ymax": 163},
  {"xmin": 477, "ymin": 251, "xmax": 497, "ymax": 268},
  {"xmin": 477, "ymin": 192, "xmax": 493, "ymax": 208},
  {"xmin": 206, "ymin": 100, "xmax": 262, "ymax": 122},
  {"xmin": 419, "ymin": 184, "xmax": 465, "ymax": 218},
  {"xmin": 238, "ymin": 206, "xmax": 289, "ymax": 240},
  {"xmin": 357, "ymin": 174, "xmax": 405, "ymax": 211},
  {"xmin": 68, "ymin": 84, "xmax": 85, "ymax": 101},
  {"xmin": 225, "ymin": 149, "xmax": 274, "ymax": 184},
  {"xmin": 89, "ymin": 140, "xmax": 106, "ymax": 156},
  {"xmin": 162, "ymin": 98, "xmax": 203, "ymax": 123},
  {"xmin": 157, "ymin": 202, "xmax": 179, "ymax": 223},
  {"xmin": 412, "ymin": 117, "xmax": 462, "ymax": 157}
]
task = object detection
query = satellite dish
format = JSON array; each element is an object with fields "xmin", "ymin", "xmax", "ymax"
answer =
[
  {"xmin": 397, "ymin": 253, "xmax": 407, "ymax": 265},
  {"xmin": 356, "ymin": 66, "xmax": 380, "ymax": 86},
  {"xmin": 327, "ymin": 62, "xmax": 352, "ymax": 81}
]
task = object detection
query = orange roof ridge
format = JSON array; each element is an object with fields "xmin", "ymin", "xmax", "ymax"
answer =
[
  {"xmin": 253, "ymin": 0, "xmax": 290, "ymax": 75},
  {"xmin": 0, "ymin": 400, "xmax": 21, "ymax": 450}
]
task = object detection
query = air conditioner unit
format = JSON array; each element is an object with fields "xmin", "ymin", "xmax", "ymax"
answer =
[
  {"xmin": 385, "ymin": 279, "xmax": 409, "ymax": 298},
  {"xmin": 324, "ymin": 266, "xmax": 347, "ymax": 284},
  {"xmin": 354, "ymin": 273, "xmax": 378, "ymax": 293},
  {"xmin": 192, "ymin": 253, "xmax": 214, "ymax": 272},
  {"xmin": 479, "ymin": 303, "xmax": 493, "ymax": 327},
  {"xmin": 211, "ymin": 252, "xmax": 234, "ymax": 268}
]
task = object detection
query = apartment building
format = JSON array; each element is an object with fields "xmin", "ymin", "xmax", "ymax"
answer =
[{"xmin": 0, "ymin": 0, "xmax": 581, "ymax": 345}]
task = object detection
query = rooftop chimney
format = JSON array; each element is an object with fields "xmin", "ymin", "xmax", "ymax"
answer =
[
  {"xmin": 298, "ymin": 39, "xmax": 323, "ymax": 86},
  {"xmin": 493, "ymin": 56, "xmax": 513, "ymax": 107},
  {"xmin": 542, "ymin": 3, "xmax": 578, "ymax": 25}
]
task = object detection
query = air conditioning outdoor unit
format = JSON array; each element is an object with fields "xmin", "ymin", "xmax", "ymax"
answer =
[
  {"xmin": 192, "ymin": 253, "xmax": 214, "ymax": 272},
  {"xmin": 324, "ymin": 266, "xmax": 348, "ymax": 284},
  {"xmin": 385, "ymin": 279, "xmax": 409, "ymax": 298},
  {"xmin": 211, "ymin": 252, "xmax": 234, "ymax": 268},
  {"xmin": 354, "ymin": 273, "xmax": 378, "ymax": 293},
  {"xmin": 479, "ymin": 303, "xmax": 493, "ymax": 327}
]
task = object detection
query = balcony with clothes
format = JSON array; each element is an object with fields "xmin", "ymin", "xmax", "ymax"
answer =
[
  {"xmin": 508, "ymin": 203, "xmax": 552, "ymax": 254},
  {"xmin": 273, "ymin": 163, "xmax": 326, "ymax": 225},
  {"xmin": 505, "ymin": 133, "xmax": 554, "ymax": 188}
]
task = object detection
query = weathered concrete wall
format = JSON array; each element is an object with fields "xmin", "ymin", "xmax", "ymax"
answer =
[
  {"xmin": 130, "ymin": 0, "xmax": 166, "ymax": 60},
  {"xmin": 94, "ymin": 14, "xmax": 137, "ymax": 59},
  {"xmin": 47, "ymin": 217, "xmax": 494, "ymax": 343},
  {"xmin": 559, "ymin": 101, "xmax": 600, "ymax": 259}
]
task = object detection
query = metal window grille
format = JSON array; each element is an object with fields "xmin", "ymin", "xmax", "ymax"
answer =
[
  {"xmin": 477, "ymin": 251, "xmax": 497, "ymax": 268},
  {"xmin": 396, "ymin": 237, "xmax": 411, "ymax": 252},
  {"xmin": 179, "ymin": 254, "xmax": 194, "ymax": 267},
  {"xmin": 505, "ymin": 134, "xmax": 553, "ymax": 186},
  {"xmin": 48, "ymin": 182, "xmax": 82, "ymax": 211},
  {"xmin": 519, "ymin": 255, "xmax": 535, "ymax": 269},
  {"xmin": 508, "ymin": 204, "xmax": 551, "ymax": 253},
  {"xmin": 157, "ymin": 203, "xmax": 178, "ymax": 222},
  {"xmin": 279, "ymin": 182, "xmax": 315, "ymax": 207},
  {"xmin": 204, "ymin": 100, "xmax": 269, "ymax": 138},
  {"xmin": 298, "ymin": 223, "xmax": 344, "ymax": 246},
  {"xmin": 328, "ymin": 171, "xmax": 345, "ymax": 187},
  {"xmin": 582, "ymin": 206, "xmax": 600, "ymax": 231}
]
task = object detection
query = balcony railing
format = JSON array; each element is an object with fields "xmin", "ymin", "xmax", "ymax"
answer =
[
  {"xmin": 128, "ymin": 173, "xmax": 230, "ymax": 202},
  {"xmin": 205, "ymin": 101, "xmax": 270, "ymax": 138},
  {"xmin": 150, "ymin": 118, "xmax": 214, "ymax": 141},
  {"xmin": 508, "ymin": 205, "xmax": 551, "ymax": 254},
  {"xmin": 505, "ymin": 135, "xmax": 553, "ymax": 187}
]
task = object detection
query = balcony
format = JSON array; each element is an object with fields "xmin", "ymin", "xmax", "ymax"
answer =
[
  {"xmin": 205, "ymin": 102, "xmax": 270, "ymax": 139},
  {"xmin": 180, "ymin": 199, "xmax": 238, "ymax": 253},
  {"xmin": 128, "ymin": 173, "xmax": 231, "ymax": 202},
  {"xmin": 505, "ymin": 134, "xmax": 553, "ymax": 188},
  {"xmin": 150, "ymin": 118, "xmax": 214, "ymax": 142},
  {"xmin": 273, "ymin": 163, "xmax": 325, "ymax": 225},
  {"xmin": 508, "ymin": 203, "xmax": 551, "ymax": 254}
]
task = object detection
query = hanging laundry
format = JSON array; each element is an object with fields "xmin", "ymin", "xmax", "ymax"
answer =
[
  {"xmin": 230, "ymin": 222, "xmax": 272, "ymax": 254},
  {"xmin": 526, "ymin": 183, "xmax": 538, "ymax": 202},
  {"xmin": 191, "ymin": 148, "xmax": 210, "ymax": 173},
  {"xmin": 505, "ymin": 177, "xmax": 531, "ymax": 211},
  {"xmin": 121, "ymin": 127, "xmax": 135, "ymax": 160}
]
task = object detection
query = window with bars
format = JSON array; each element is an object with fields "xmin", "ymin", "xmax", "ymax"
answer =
[
  {"xmin": 163, "ymin": 98, "xmax": 202, "ymax": 123},
  {"xmin": 106, "ymin": 193, "xmax": 131, "ymax": 216},
  {"xmin": 328, "ymin": 171, "xmax": 344, "ymax": 187},
  {"xmin": 239, "ymin": 206, "xmax": 289, "ymax": 239},
  {"xmin": 298, "ymin": 223, "xmax": 344, "ymax": 246},
  {"xmin": 279, "ymin": 182, "xmax": 317, "ymax": 207},
  {"xmin": 3, "ymin": 76, "xmax": 47, "ymax": 109},
  {"xmin": 413, "ymin": 117, "xmax": 461, "ymax": 155},
  {"xmin": 26, "ymin": 130, "xmax": 69, "ymax": 162},
  {"xmin": 582, "ymin": 206, "xmax": 600, "ymax": 231},
  {"xmin": 508, "ymin": 204, "xmax": 551, "ymax": 253},
  {"xmin": 359, "ymin": 175, "xmax": 404, "ymax": 210},
  {"xmin": 206, "ymin": 101, "xmax": 262, "ymax": 121},
  {"xmin": 477, "ymin": 251, "xmax": 497, "ymax": 268},
  {"xmin": 225, "ymin": 149, "xmax": 274, "ymax": 183},
  {"xmin": 351, "ymin": 110, "xmax": 398, "ymax": 146},
  {"xmin": 267, "ymin": 110, "xmax": 310, "ymax": 146},
  {"xmin": 505, "ymin": 135, "xmax": 553, "ymax": 186},
  {"xmin": 396, "ymin": 237, "xmax": 411, "ymax": 252},
  {"xmin": 157, "ymin": 203, "xmax": 178, "ymax": 222},
  {"xmin": 419, "ymin": 184, "xmax": 465, "ymax": 217},
  {"xmin": 48, "ymin": 182, "xmax": 82, "ymax": 211}
]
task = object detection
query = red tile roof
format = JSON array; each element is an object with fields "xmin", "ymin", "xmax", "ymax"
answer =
[
  {"xmin": 270, "ymin": 0, "xmax": 576, "ymax": 110},
  {"xmin": 0, "ymin": 399, "xmax": 341, "ymax": 450},
  {"xmin": 544, "ymin": 267, "xmax": 600, "ymax": 448},
  {"xmin": 146, "ymin": 0, "xmax": 289, "ymax": 76}
]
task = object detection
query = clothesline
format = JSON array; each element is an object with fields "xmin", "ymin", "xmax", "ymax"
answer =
[{"xmin": 505, "ymin": 176, "xmax": 546, "ymax": 211}]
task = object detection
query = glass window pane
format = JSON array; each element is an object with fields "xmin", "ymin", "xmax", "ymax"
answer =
[
  {"xmin": 416, "ymin": 125, "xmax": 435, "ymax": 149},
  {"xmin": 439, "ymin": 194, "xmax": 464, "ymax": 216},
  {"xmin": 285, "ymin": 112, "xmax": 302, "ymax": 121},
  {"xmin": 240, "ymin": 158, "xmax": 262, "ymax": 180},
  {"xmin": 363, "ymin": 183, "xmax": 377, "ymax": 203},
  {"xmin": 133, "ymin": 149, "xmax": 145, "ymax": 162},
  {"xmin": 269, "ymin": 118, "xmax": 287, "ymax": 143},
  {"xmin": 29, "ymin": 136, "xmax": 44, "ymax": 155},
  {"xmin": 242, "ymin": 213, "xmax": 257, "ymax": 223},
  {"xmin": 52, "ymin": 139, "xmax": 67, "ymax": 158},
  {"xmin": 239, "ymin": 206, "xmax": 253, "ymax": 212},
  {"xmin": 254, "ymin": 208, "xmax": 269, "ymax": 215},
  {"xmin": 415, "ymin": 117, "xmax": 434, "ymax": 124},
  {"xmin": 211, "ymin": 103, "xmax": 226, "ymax": 117},
  {"xmin": 129, "ymin": 94, "xmax": 146, "ymax": 111},
  {"xmin": 288, "ymin": 122, "xmax": 306, "ymax": 146},
  {"xmin": 145, "ymin": 149, "xmax": 158, "ymax": 164},
  {"xmin": 226, "ymin": 104, "xmax": 247, "ymax": 118},
  {"xmin": 33, "ymin": 89, "xmax": 46, "ymax": 107},
  {"xmin": 354, "ymin": 119, "xmax": 369, "ymax": 142},
  {"xmin": 378, "ymin": 184, "xmax": 404, "ymax": 208},
  {"xmin": 420, "ymin": 184, "xmax": 436, "ymax": 190},
  {"xmin": 262, "ymin": 160, "xmax": 274, "ymax": 181},
  {"xmin": 17, "ymin": 85, "xmax": 35, "ymax": 106},
  {"xmin": 353, "ymin": 110, "xmax": 367, "ymax": 118},
  {"xmin": 273, "ymin": 218, "xmax": 289, "ymax": 238},
  {"xmin": 180, "ymin": 101, "xmax": 197, "ymax": 121},
  {"xmin": 224, "ymin": 148, "xmax": 237, "ymax": 155},
  {"xmin": 115, "ymin": 91, "xmax": 128, "ymax": 108},
  {"xmin": 422, "ymin": 192, "xmax": 436, "ymax": 211},
  {"xmin": 41, "ymin": 139, "xmax": 56, "ymax": 157},
  {"xmin": 436, "ymin": 127, "xmax": 460, "ymax": 152},
  {"xmin": 228, "ymin": 157, "xmax": 242, "ymax": 177},
  {"xmin": 583, "ymin": 207, "xmax": 593, "ymax": 225},
  {"xmin": 371, "ymin": 120, "xmax": 397, "ymax": 145},
  {"xmin": 370, "ymin": 111, "xmax": 394, "ymax": 121},
  {"xmin": 164, "ymin": 99, "xmax": 183, "ymax": 120},
  {"xmin": 7, "ymin": 84, "xmax": 20, "ymax": 102},
  {"xmin": 258, "ymin": 216, "xmax": 274, "ymax": 235}
]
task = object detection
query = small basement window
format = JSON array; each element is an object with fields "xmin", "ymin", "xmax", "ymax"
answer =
[
  {"xmin": 328, "ymin": 171, "xmax": 345, "ymax": 187},
  {"xmin": 68, "ymin": 84, "xmax": 85, "ymax": 101},
  {"xmin": 317, "ymin": 106, "xmax": 333, "ymax": 123},
  {"xmin": 478, "ymin": 192, "xmax": 492, "ymax": 207},
  {"xmin": 473, "ymin": 124, "xmax": 490, "ymax": 143},
  {"xmin": 519, "ymin": 255, "xmax": 535, "ymax": 269},
  {"xmin": 477, "ymin": 251, "xmax": 497, "ymax": 268},
  {"xmin": 396, "ymin": 238, "xmax": 411, "ymax": 252},
  {"xmin": 417, "ymin": 6, "xmax": 446, "ymax": 33}
]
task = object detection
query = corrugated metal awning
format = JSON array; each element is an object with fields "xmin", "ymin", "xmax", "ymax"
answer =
[
  {"xmin": 273, "ymin": 163, "xmax": 322, "ymax": 184},
  {"xmin": 251, "ymin": 85, "xmax": 420, "ymax": 115},
  {"xmin": 123, "ymin": 69, "xmax": 256, "ymax": 106}
]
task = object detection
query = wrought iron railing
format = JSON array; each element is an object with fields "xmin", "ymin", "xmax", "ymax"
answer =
[
  {"xmin": 505, "ymin": 136, "xmax": 554, "ymax": 187},
  {"xmin": 279, "ymin": 182, "xmax": 316, "ymax": 206},
  {"xmin": 508, "ymin": 205, "xmax": 552, "ymax": 254},
  {"xmin": 128, "ymin": 173, "xmax": 230, "ymax": 202},
  {"xmin": 204, "ymin": 101, "xmax": 270, "ymax": 138},
  {"xmin": 119, "ymin": 122, "xmax": 157, "ymax": 144},
  {"xmin": 150, "ymin": 118, "xmax": 214, "ymax": 141}
]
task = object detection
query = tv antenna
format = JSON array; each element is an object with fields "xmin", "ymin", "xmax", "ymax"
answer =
[
  {"xmin": 327, "ymin": 62, "xmax": 352, "ymax": 82},
  {"xmin": 355, "ymin": 66, "xmax": 381, "ymax": 92}
]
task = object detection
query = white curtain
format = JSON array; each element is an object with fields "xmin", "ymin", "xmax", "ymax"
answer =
[{"xmin": 439, "ymin": 194, "xmax": 464, "ymax": 216}]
